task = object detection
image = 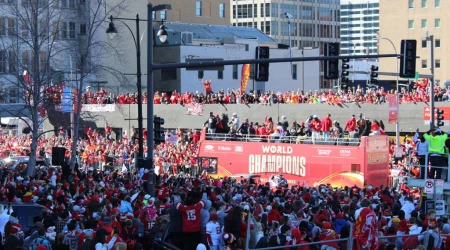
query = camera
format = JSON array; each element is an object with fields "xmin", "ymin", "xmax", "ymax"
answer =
[{"xmin": 285, "ymin": 12, "xmax": 293, "ymax": 19}]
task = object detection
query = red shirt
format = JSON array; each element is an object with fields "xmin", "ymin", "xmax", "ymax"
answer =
[
  {"xmin": 203, "ymin": 81, "xmax": 212, "ymax": 93},
  {"xmin": 176, "ymin": 200, "xmax": 205, "ymax": 232}
]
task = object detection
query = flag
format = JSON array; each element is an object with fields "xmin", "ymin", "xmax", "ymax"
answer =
[
  {"xmin": 240, "ymin": 64, "xmax": 251, "ymax": 93},
  {"xmin": 387, "ymin": 94, "xmax": 398, "ymax": 124},
  {"xmin": 22, "ymin": 70, "xmax": 32, "ymax": 85},
  {"xmin": 353, "ymin": 207, "xmax": 378, "ymax": 250}
]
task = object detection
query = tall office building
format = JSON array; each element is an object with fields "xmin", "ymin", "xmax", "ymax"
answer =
[
  {"xmin": 340, "ymin": 0, "xmax": 379, "ymax": 56},
  {"xmin": 379, "ymin": 0, "xmax": 447, "ymax": 84},
  {"xmin": 150, "ymin": 0, "xmax": 230, "ymax": 25},
  {"xmin": 230, "ymin": 0, "xmax": 340, "ymax": 89}
]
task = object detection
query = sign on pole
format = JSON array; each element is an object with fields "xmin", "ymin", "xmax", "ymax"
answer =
[
  {"xmin": 435, "ymin": 179, "xmax": 444, "ymax": 195},
  {"xmin": 435, "ymin": 200, "xmax": 445, "ymax": 216},
  {"xmin": 424, "ymin": 179, "xmax": 435, "ymax": 194}
]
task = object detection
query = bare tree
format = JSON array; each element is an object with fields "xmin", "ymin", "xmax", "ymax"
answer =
[{"xmin": 0, "ymin": 0, "xmax": 127, "ymax": 175}]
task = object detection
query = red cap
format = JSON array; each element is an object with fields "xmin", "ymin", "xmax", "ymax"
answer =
[
  {"xmin": 336, "ymin": 213, "xmax": 344, "ymax": 219},
  {"xmin": 210, "ymin": 213, "xmax": 219, "ymax": 221},
  {"xmin": 323, "ymin": 222, "xmax": 332, "ymax": 230},
  {"xmin": 36, "ymin": 245, "xmax": 48, "ymax": 250}
]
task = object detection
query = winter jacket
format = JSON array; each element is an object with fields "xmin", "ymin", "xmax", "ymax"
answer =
[
  {"xmin": 119, "ymin": 200, "xmax": 133, "ymax": 214},
  {"xmin": 333, "ymin": 219, "xmax": 350, "ymax": 235}
]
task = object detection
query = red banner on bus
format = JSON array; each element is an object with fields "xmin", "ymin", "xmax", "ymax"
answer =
[{"xmin": 199, "ymin": 133, "xmax": 389, "ymax": 188}]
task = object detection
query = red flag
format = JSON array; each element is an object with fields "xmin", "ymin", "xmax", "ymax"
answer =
[
  {"xmin": 240, "ymin": 64, "xmax": 251, "ymax": 93},
  {"xmin": 353, "ymin": 207, "xmax": 378, "ymax": 250},
  {"xmin": 23, "ymin": 70, "xmax": 32, "ymax": 85},
  {"xmin": 387, "ymin": 94, "xmax": 398, "ymax": 124}
]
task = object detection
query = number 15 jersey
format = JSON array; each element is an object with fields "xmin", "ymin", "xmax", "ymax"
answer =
[{"xmin": 176, "ymin": 200, "xmax": 205, "ymax": 232}]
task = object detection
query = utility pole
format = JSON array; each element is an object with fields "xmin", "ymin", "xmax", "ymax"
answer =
[{"xmin": 429, "ymin": 34, "xmax": 435, "ymax": 129}]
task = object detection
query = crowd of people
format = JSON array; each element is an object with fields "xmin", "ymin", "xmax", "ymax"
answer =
[
  {"xmin": 33, "ymin": 78, "xmax": 448, "ymax": 106},
  {"xmin": 0, "ymin": 105, "xmax": 448, "ymax": 250}
]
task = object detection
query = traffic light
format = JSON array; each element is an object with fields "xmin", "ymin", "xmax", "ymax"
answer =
[
  {"xmin": 341, "ymin": 58, "xmax": 350, "ymax": 89},
  {"xmin": 255, "ymin": 46, "xmax": 270, "ymax": 81},
  {"xmin": 323, "ymin": 42, "xmax": 339, "ymax": 79},
  {"xmin": 153, "ymin": 116, "xmax": 165, "ymax": 145},
  {"xmin": 436, "ymin": 108, "xmax": 444, "ymax": 127},
  {"xmin": 370, "ymin": 65, "xmax": 379, "ymax": 85},
  {"xmin": 399, "ymin": 40, "xmax": 417, "ymax": 78}
]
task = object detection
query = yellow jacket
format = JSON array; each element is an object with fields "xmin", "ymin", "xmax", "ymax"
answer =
[{"xmin": 424, "ymin": 133, "xmax": 448, "ymax": 154}]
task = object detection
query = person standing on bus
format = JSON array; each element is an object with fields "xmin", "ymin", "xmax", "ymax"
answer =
[
  {"xmin": 424, "ymin": 128, "xmax": 448, "ymax": 180},
  {"xmin": 345, "ymin": 115, "xmax": 357, "ymax": 138},
  {"xmin": 309, "ymin": 115, "xmax": 322, "ymax": 144},
  {"xmin": 321, "ymin": 114, "xmax": 333, "ymax": 141}
]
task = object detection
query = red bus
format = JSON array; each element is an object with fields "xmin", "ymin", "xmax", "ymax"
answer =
[{"xmin": 198, "ymin": 129, "xmax": 390, "ymax": 188}]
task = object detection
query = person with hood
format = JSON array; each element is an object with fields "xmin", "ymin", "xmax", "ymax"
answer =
[
  {"xmin": 285, "ymin": 228, "xmax": 309, "ymax": 250},
  {"xmin": 200, "ymin": 199, "xmax": 212, "ymax": 243},
  {"xmin": 402, "ymin": 218, "xmax": 424, "ymax": 250},
  {"xmin": 333, "ymin": 213, "xmax": 350, "ymax": 235},
  {"xmin": 441, "ymin": 223, "xmax": 450, "ymax": 250},
  {"xmin": 268, "ymin": 204, "xmax": 283, "ymax": 225},
  {"xmin": 119, "ymin": 197, "xmax": 133, "ymax": 214},
  {"xmin": 401, "ymin": 196, "xmax": 415, "ymax": 220},
  {"xmin": 345, "ymin": 115, "xmax": 357, "ymax": 138},
  {"xmin": 321, "ymin": 114, "xmax": 333, "ymax": 141},
  {"xmin": 319, "ymin": 222, "xmax": 340, "ymax": 250}
]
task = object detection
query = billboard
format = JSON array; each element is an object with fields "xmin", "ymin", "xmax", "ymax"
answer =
[{"xmin": 199, "ymin": 134, "xmax": 389, "ymax": 188}]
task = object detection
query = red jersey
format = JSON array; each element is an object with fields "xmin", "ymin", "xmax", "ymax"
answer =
[
  {"xmin": 176, "ymin": 200, "xmax": 205, "ymax": 232},
  {"xmin": 203, "ymin": 81, "xmax": 212, "ymax": 93}
]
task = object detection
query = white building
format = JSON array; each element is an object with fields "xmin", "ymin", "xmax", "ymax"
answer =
[
  {"xmin": 153, "ymin": 22, "xmax": 320, "ymax": 93},
  {"xmin": 340, "ymin": 0, "xmax": 379, "ymax": 56}
]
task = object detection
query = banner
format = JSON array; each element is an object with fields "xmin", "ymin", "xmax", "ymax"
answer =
[
  {"xmin": 186, "ymin": 103, "xmax": 203, "ymax": 116},
  {"xmin": 423, "ymin": 106, "xmax": 450, "ymax": 126},
  {"xmin": 240, "ymin": 64, "xmax": 251, "ymax": 93},
  {"xmin": 199, "ymin": 134, "xmax": 389, "ymax": 188},
  {"xmin": 61, "ymin": 87, "xmax": 72, "ymax": 113},
  {"xmin": 387, "ymin": 94, "xmax": 398, "ymax": 124},
  {"xmin": 82, "ymin": 104, "xmax": 115, "ymax": 112},
  {"xmin": 73, "ymin": 88, "xmax": 79, "ymax": 114}
]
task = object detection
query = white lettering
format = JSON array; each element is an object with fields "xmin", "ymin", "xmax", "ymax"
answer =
[
  {"xmin": 248, "ymin": 154, "xmax": 306, "ymax": 177},
  {"xmin": 262, "ymin": 145, "xmax": 293, "ymax": 155}
]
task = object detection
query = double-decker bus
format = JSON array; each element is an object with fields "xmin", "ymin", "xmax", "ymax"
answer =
[{"xmin": 198, "ymin": 129, "xmax": 390, "ymax": 188}]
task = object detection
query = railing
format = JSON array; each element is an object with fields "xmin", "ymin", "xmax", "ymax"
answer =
[
  {"xmin": 204, "ymin": 133, "xmax": 361, "ymax": 146},
  {"xmin": 406, "ymin": 150, "xmax": 450, "ymax": 181}
]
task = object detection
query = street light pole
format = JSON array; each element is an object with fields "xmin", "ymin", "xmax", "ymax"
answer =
[
  {"xmin": 147, "ymin": 3, "xmax": 155, "ymax": 197},
  {"xmin": 377, "ymin": 36, "xmax": 400, "ymax": 149},
  {"xmin": 429, "ymin": 35, "xmax": 435, "ymax": 129}
]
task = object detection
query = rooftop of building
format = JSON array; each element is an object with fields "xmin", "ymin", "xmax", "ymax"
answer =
[{"xmin": 163, "ymin": 22, "xmax": 277, "ymax": 43}]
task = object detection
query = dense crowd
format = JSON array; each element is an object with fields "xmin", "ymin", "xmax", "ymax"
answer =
[
  {"xmin": 34, "ymin": 78, "xmax": 448, "ymax": 106},
  {"xmin": 0, "ymin": 110, "xmax": 448, "ymax": 250}
]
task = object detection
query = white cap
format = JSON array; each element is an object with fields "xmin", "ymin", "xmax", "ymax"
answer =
[
  {"xmin": 266, "ymin": 205, "xmax": 272, "ymax": 211},
  {"xmin": 105, "ymin": 171, "xmax": 110, "ymax": 175},
  {"xmin": 233, "ymin": 113, "xmax": 237, "ymax": 116},
  {"xmin": 47, "ymin": 195, "xmax": 53, "ymax": 201},
  {"xmin": 144, "ymin": 194, "xmax": 151, "ymax": 200},
  {"xmin": 150, "ymin": 197, "xmax": 155, "ymax": 202},
  {"xmin": 144, "ymin": 169, "xmax": 149, "ymax": 173},
  {"xmin": 73, "ymin": 205, "xmax": 80, "ymax": 212},
  {"xmin": 244, "ymin": 205, "xmax": 250, "ymax": 211},
  {"xmin": 119, "ymin": 187, "xmax": 126, "ymax": 192},
  {"xmin": 16, "ymin": 176, "xmax": 23, "ymax": 181},
  {"xmin": 99, "ymin": 181, "xmax": 105, "ymax": 187},
  {"xmin": 92, "ymin": 212, "xmax": 99, "ymax": 219},
  {"xmin": 313, "ymin": 115, "xmax": 318, "ymax": 118}
]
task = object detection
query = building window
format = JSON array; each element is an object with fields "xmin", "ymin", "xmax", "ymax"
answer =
[
  {"xmin": 52, "ymin": 21, "xmax": 59, "ymax": 39},
  {"xmin": 68, "ymin": 0, "xmax": 75, "ymax": 8},
  {"xmin": 160, "ymin": 10, "xmax": 166, "ymax": 20},
  {"xmin": 39, "ymin": 20, "xmax": 46, "ymax": 37},
  {"xmin": 60, "ymin": 22, "xmax": 67, "ymax": 39},
  {"xmin": 219, "ymin": 3, "xmax": 225, "ymax": 18},
  {"xmin": 79, "ymin": 23, "xmax": 86, "ymax": 35},
  {"xmin": 421, "ymin": 19, "xmax": 427, "ymax": 28},
  {"xmin": 435, "ymin": 18, "xmax": 440, "ymax": 28},
  {"xmin": 421, "ymin": 59, "xmax": 427, "ymax": 69},
  {"xmin": 196, "ymin": 1, "xmax": 202, "ymax": 16},
  {"xmin": 232, "ymin": 65, "xmax": 238, "ymax": 79},
  {"xmin": 292, "ymin": 64, "xmax": 297, "ymax": 80},
  {"xmin": 408, "ymin": 0, "xmax": 414, "ymax": 8},
  {"xmin": 198, "ymin": 70, "xmax": 204, "ymax": 79},
  {"xmin": 421, "ymin": 40, "xmax": 427, "ymax": 48},
  {"xmin": 7, "ymin": 18, "xmax": 14, "ymax": 36},
  {"xmin": 8, "ymin": 51, "xmax": 16, "ymax": 73},
  {"xmin": 8, "ymin": 88, "xmax": 19, "ymax": 103},
  {"xmin": 60, "ymin": 0, "xmax": 66, "ymax": 8},
  {"xmin": 435, "ymin": 0, "xmax": 441, "ymax": 7},
  {"xmin": 0, "ymin": 50, "xmax": 5, "ymax": 73},
  {"xmin": 218, "ymin": 70, "xmax": 223, "ymax": 79},
  {"xmin": 21, "ymin": 21, "xmax": 28, "ymax": 37},
  {"xmin": 436, "ymin": 59, "xmax": 441, "ymax": 68},
  {"xmin": 421, "ymin": 0, "xmax": 427, "ymax": 7},
  {"xmin": 21, "ymin": 51, "xmax": 29, "ymax": 69},
  {"xmin": 39, "ymin": 52, "xmax": 46, "ymax": 71},
  {"xmin": 435, "ymin": 39, "xmax": 441, "ymax": 48},
  {"xmin": 69, "ymin": 22, "xmax": 75, "ymax": 38},
  {"xmin": 0, "ymin": 18, "xmax": 5, "ymax": 36},
  {"xmin": 408, "ymin": 20, "xmax": 414, "ymax": 29}
]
